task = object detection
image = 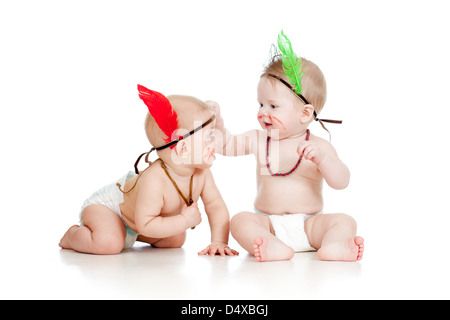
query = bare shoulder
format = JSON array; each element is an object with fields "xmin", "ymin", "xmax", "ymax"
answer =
[
  {"xmin": 196, "ymin": 167, "xmax": 214, "ymax": 185},
  {"xmin": 309, "ymin": 132, "xmax": 338, "ymax": 156},
  {"xmin": 134, "ymin": 161, "xmax": 166, "ymax": 191},
  {"xmin": 199, "ymin": 168, "xmax": 224, "ymax": 203}
]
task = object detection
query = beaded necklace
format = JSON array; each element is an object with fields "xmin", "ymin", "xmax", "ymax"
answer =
[{"xmin": 265, "ymin": 129, "xmax": 310, "ymax": 177}]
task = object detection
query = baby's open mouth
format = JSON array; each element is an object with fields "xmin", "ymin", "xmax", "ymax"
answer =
[
  {"xmin": 259, "ymin": 116, "xmax": 273, "ymax": 129},
  {"xmin": 259, "ymin": 115, "xmax": 285, "ymax": 130},
  {"xmin": 264, "ymin": 121, "xmax": 273, "ymax": 129}
]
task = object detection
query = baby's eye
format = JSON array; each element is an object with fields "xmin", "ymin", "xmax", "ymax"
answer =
[
  {"xmin": 271, "ymin": 105, "xmax": 277, "ymax": 109},
  {"xmin": 259, "ymin": 103, "xmax": 263, "ymax": 108}
]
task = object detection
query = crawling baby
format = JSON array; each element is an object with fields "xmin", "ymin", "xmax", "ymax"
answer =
[{"xmin": 60, "ymin": 85, "xmax": 238, "ymax": 256}]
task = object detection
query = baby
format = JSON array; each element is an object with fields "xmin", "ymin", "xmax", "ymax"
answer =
[
  {"xmin": 209, "ymin": 32, "xmax": 364, "ymax": 262},
  {"xmin": 59, "ymin": 85, "xmax": 238, "ymax": 256}
]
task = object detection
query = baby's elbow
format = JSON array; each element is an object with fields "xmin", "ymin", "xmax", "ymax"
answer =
[
  {"xmin": 206, "ymin": 199, "xmax": 229, "ymax": 219},
  {"xmin": 135, "ymin": 217, "xmax": 154, "ymax": 237},
  {"xmin": 135, "ymin": 223, "xmax": 148, "ymax": 236},
  {"xmin": 331, "ymin": 176, "xmax": 350, "ymax": 190},
  {"xmin": 332, "ymin": 182, "xmax": 348, "ymax": 190}
]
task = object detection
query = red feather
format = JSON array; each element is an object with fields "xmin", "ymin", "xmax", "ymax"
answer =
[{"xmin": 137, "ymin": 84, "xmax": 179, "ymax": 147}]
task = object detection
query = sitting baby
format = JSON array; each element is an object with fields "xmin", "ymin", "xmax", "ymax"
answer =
[{"xmin": 210, "ymin": 31, "xmax": 364, "ymax": 262}]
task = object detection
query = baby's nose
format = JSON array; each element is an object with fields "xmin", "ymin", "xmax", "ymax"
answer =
[{"xmin": 258, "ymin": 110, "xmax": 269, "ymax": 117}]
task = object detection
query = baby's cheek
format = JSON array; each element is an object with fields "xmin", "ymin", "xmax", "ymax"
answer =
[{"xmin": 270, "ymin": 115, "xmax": 286, "ymax": 130}]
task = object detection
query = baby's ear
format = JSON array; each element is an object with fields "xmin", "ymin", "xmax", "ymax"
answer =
[
  {"xmin": 300, "ymin": 104, "xmax": 315, "ymax": 123},
  {"xmin": 175, "ymin": 140, "xmax": 189, "ymax": 159}
]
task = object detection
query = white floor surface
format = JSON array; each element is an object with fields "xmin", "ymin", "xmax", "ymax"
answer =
[{"xmin": 2, "ymin": 223, "xmax": 450, "ymax": 300}]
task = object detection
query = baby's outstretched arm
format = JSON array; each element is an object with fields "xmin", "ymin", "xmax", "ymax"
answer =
[
  {"xmin": 298, "ymin": 140, "xmax": 350, "ymax": 190},
  {"xmin": 206, "ymin": 100, "xmax": 256, "ymax": 157},
  {"xmin": 198, "ymin": 169, "xmax": 239, "ymax": 256}
]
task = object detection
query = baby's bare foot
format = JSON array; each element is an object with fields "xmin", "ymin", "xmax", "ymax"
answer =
[
  {"xmin": 317, "ymin": 236, "xmax": 364, "ymax": 262},
  {"xmin": 253, "ymin": 237, "xmax": 294, "ymax": 262},
  {"xmin": 59, "ymin": 225, "xmax": 79, "ymax": 249}
]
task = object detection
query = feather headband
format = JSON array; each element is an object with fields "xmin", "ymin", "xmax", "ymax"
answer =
[
  {"xmin": 137, "ymin": 84, "xmax": 180, "ymax": 148},
  {"xmin": 277, "ymin": 30, "xmax": 305, "ymax": 97},
  {"xmin": 134, "ymin": 84, "xmax": 215, "ymax": 174},
  {"xmin": 271, "ymin": 30, "xmax": 310, "ymax": 106},
  {"xmin": 269, "ymin": 30, "xmax": 343, "ymax": 140}
]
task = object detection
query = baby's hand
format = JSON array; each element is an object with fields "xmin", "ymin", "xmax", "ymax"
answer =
[
  {"xmin": 297, "ymin": 141, "xmax": 325, "ymax": 165},
  {"xmin": 198, "ymin": 241, "xmax": 239, "ymax": 256},
  {"xmin": 205, "ymin": 100, "xmax": 220, "ymax": 116},
  {"xmin": 180, "ymin": 203, "xmax": 202, "ymax": 229},
  {"xmin": 205, "ymin": 100, "xmax": 225, "ymax": 128}
]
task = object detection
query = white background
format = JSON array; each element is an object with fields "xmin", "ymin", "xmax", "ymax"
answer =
[{"xmin": 1, "ymin": 0, "xmax": 450, "ymax": 299}]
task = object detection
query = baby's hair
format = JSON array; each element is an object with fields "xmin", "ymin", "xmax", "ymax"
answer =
[
  {"xmin": 144, "ymin": 95, "xmax": 210, "ymax": 148},
  {"xmin": 262, "ymin": 54, "xmax": 327, "ymax": 115}
]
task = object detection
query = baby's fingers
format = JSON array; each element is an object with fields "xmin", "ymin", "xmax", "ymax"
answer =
[
  {"xmin": 225, "ymin": 247, "xmax": 239, "ymax": 256},
  {"xmin": 197, "ymin": 246, "xmax": 210, "ymax": 255},
  {"xmin": 216, "ymin": 247, "xmax": 226, "ymax": 256},
  {"xmin": 190, "ymin": 202, "xmax": 198, "ymax": 209},
  {"xmin": 302, "ymin": 145, "xmax": 315, "ymax": 160},
  {"xmin": 205, "ymin": 100, "xmax": 220, "ymax": 114},
  {"xmin": 297, "ymin": 141, "xmax": 311, "ymax": 155}
]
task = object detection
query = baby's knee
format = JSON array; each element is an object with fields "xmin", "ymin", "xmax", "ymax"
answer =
[
  {"xmin": 333, "ymin": 213, "xmax": 357, "ymax": 229},
  {"xmin": 166, "ymin": 234, "xmax": 186, "ymax": 248},
  {"xmin": 153, "ymin": 233, "xmax": 186, "ymax": 248},
  {"xmin": 230, "ymin": 211, "xmax": 252, "ymax": 230},
  {"xmin": 94, "ymin": 236, "xmax": 124, "ymax": 255},
  {"xmin": 230, "ymin": 211, "xmax": 261, "ymax": 238}
]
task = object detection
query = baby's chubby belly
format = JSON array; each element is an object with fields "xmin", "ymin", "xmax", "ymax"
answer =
[{"xmin": 254, "ymin": 177, "xmax": 323, "ymax": 215}]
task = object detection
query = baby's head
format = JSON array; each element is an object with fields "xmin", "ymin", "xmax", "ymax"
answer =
[
  {"xmin": 142, "ymin": 89, "xmax": 216, "ymax": 167},
  {"xmin": 256, "ymin": 31, "xmax": 339, "ymax": 139},
  {"xmin": 257, "ymin": 56, "xmax": 326, "ymax": 139},
  {"xmin": 262, "ymin": 56, "xmax": 327, "ymax": 115}
]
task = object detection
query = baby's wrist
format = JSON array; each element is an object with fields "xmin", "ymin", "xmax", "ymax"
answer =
[
  {"xmin": 179, "ymin": 213, "xmax": 192, "ymax": 230},
  {"xmin": 211, "ymin": 240, "xmax": 227, "ymax": 245},
  {"xmin": 215, "ymin": 118, "xmax": 225, "ymax": 129},
  {"xmin": 316, "ymin": 152, "xmax": 328, "ymax": 166}
]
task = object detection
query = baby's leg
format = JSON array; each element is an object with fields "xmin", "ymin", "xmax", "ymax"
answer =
[
  {"xmin": 230, "ymin": 212, "xmax": 294, "ymax": 262},
  {"xmin": 137, "ymin": 232, "xmax": 186, "ymax": 248},
  {"xmin": 305, "ymin": 213, "xmax": 364, "ymax": 261},
  {"xmin": 59, "ymin": 204, "xmax": 127, "ymax": 255}
]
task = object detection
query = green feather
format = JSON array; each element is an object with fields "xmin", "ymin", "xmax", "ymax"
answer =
[{"xmin": 277, "ymin": 30, "xmax": 304, "ymax": 95}]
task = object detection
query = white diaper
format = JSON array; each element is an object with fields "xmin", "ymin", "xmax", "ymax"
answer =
[
  {"xmin": 255, "ymin": 209, "xmax": 321, "ymax": 252},
  {"xmin": 80, "ymin": 172, "xmax": 138, "ymax": 250}
]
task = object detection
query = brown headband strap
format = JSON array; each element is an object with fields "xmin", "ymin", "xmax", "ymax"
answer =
[
  {"xmin": 266, "ymin": 74, "xmax": 343, "ymax": 130},
  {"xmin": 134, "ymin": 114, "xmax": 216, "ymax": 174},
  {"xmin": 267, "ymin": 74, "xmax": 310, "ymax": 105},
  {"xmin": 315, "ymin": 117, "xmax": 343, "ymax": 134}
]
